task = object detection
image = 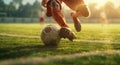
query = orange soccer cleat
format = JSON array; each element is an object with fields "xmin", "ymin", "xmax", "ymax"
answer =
[{"xmin": 59, "ymin": 27, "xmax": 76, "ymax": 41}]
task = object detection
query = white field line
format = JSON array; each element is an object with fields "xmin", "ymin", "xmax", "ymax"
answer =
[
  {"xmin": 0, "ymin": 33, "xmax": 120, "ymax": 44},
  {"xmin": 75, "ymin": 39, "xmax": 120, "ymax": 44},
  {"xmin": 0, "ymin": 50, "xmax": 120, "ymax": 65},
  {"xmin": 0, "ymin": 33, "xmax": 39, "ymax": 38}
]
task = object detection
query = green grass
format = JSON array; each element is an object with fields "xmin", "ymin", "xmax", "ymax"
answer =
[
  {"xmin": 42, "ymin": 54, "xmax": 120, "ymax": 65},
  {"xmin": 0, "ymin": 36, "xmax": 120, "ymax": 60},
  {"xmin": 0, "ymin": 23, "xmax": 120, "ymax": 41},
  {"xmin": 0, "ymin": 23, "xmax": 120, "ymax": 65}
]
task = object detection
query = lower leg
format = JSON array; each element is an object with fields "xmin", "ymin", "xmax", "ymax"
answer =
[
  {"xmin": 52, "ymin": 10, "xmax": 68, "ymax": 27},
  {"xmin": 51, "ymin": 0, "xmax": 68, "ymax": 27},
  {"xmin": 71, "ymin": 5, "xmax": 90, "ymax": 32},
  {"xmin": 50, "ymin": 0, "xmax": 76, "ymax": 41},
  {"xmin": 71, "ymin": 12, "xmax": 81, "ymax": 32},
  {"xmin": 46, "ymin": 0, "xmax": 52, "ymax": 17},
  {"xmin": 71, "ymin": 6, "xmax": 90, "ymax": 32}
]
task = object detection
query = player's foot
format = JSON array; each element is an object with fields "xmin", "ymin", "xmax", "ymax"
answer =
[
  {"xmin": 59, "ymin": 27, "xmax": 76, "ymax": 41},
  {"xmin": 71, "ymin": 13, "xmax": 81, "ymax": 32}
]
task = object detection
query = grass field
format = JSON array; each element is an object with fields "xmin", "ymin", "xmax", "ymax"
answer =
[{"xmin": 0, "ymin": 23, "xmax": 120, "ymax": 65}]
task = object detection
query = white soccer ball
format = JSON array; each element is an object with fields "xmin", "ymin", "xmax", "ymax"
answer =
[{"xmin": 41, "ymin": 24, "xmax": 61, "ymax": 46}]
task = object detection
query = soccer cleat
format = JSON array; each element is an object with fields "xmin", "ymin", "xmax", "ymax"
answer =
[
  {"xmin": 59, "ymin": 27, "xmax": 76, "ymax": 41},
  {"xmin": 71, "ymin": 13, "xmax": 81, "ymax": 32}
]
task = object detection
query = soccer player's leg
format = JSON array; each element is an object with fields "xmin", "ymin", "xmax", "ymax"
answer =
[
  {"xmin": 71, "ymin": 4, "xmax": 90, "ymax": 32},
  {"xmin": 51, "ymin": 0, "xmax": 76, "ymax": 41},
  {"xmin": 71, "ymin": 12, "xmax": 81, "ymax": 32},
  {"xmin": 76, "ymin": 4, "xmax": 90, "ymax": 17},
  {"xmin": 46, "ymin": 0, "xmax": 52, "ymax": 17}
]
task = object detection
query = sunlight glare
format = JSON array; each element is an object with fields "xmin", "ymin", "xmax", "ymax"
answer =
[{"xmin": 85, "ymin": 0, "xmax": 108, "ymax": 8}]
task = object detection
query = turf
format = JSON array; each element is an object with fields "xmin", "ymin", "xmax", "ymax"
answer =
[
  {"xmin": 42, "ymin": 54, "xmax": 120, "ymax": 65},
  {"xmin": 0, "ymin": 23, "xmax": 120, "ymax": 65},
  {"xmin": 0, "ymin": 23, "xmax": 120, "ymax": 41}
]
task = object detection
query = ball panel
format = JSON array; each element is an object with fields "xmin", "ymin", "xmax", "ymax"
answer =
[{"xmin": 44, "ymin": 26, "xmax": 51, "ymax": 33}]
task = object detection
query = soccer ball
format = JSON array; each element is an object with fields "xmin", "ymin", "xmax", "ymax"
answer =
[{"xmin": 41, "ymin": 24, "xmax": 61, "ymax": 46}]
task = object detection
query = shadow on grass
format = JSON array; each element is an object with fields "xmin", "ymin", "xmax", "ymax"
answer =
[
  {"xmin": 0, "ymin": 44, "xmax": 58, "ymax": 60},
  {"xmin": 0, "ymin": 41, "xmax": 120, "ymax": 61}
]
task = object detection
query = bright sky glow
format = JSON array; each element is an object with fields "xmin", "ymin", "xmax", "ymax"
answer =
[
  {"xmin": 3, "ymin": 0, "xmax": 120, "ymax": 8},
  {"xmin": 85, "ymin": 0, "xmax": 120, "ymax": 8}
]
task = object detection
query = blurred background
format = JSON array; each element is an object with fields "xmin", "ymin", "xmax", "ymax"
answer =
[{"xmin": 0, "ymin": 0, "xmax": 120, "ymax": 23}]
